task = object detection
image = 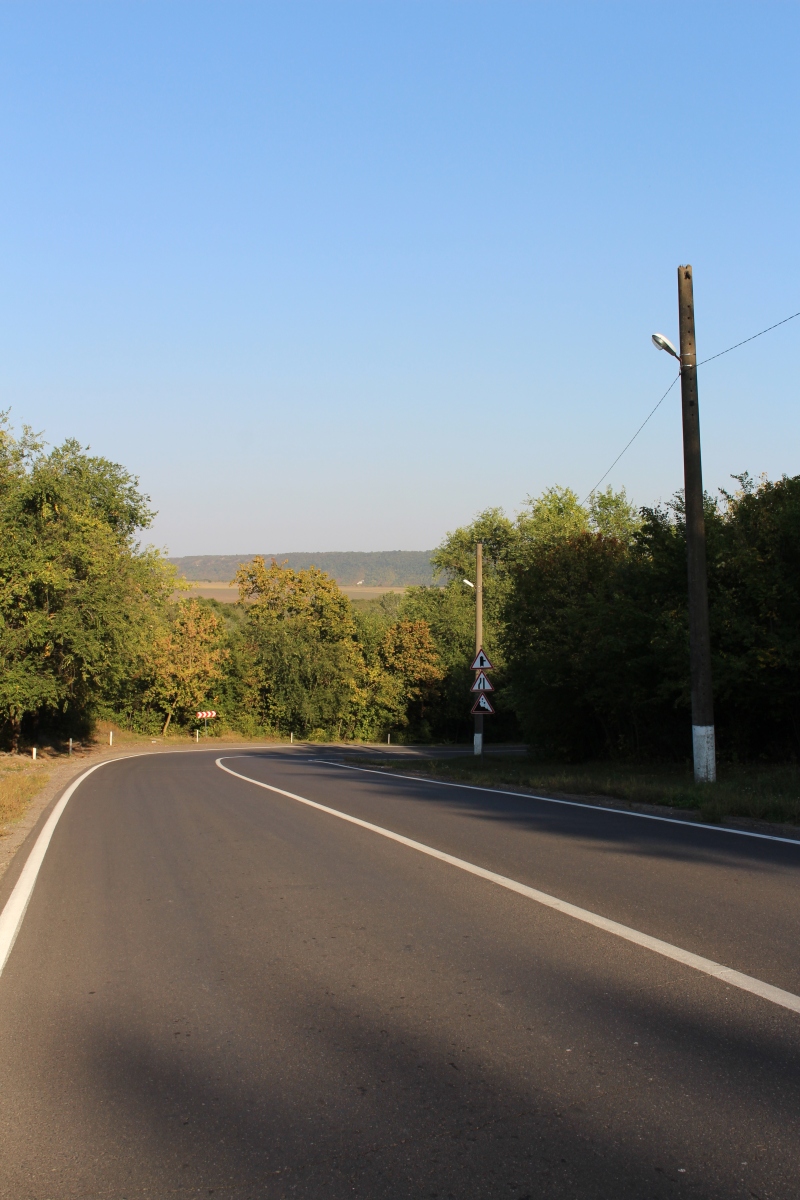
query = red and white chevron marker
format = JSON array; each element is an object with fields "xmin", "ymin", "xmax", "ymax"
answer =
[{"xmin": 196, "ymin": 710, "xmax": 217, "ymax": 740}]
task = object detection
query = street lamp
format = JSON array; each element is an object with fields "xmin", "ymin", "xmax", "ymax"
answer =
[
  {"xmin": 652, "ymin": 265, "xmax": 716, "ymax": 784},
  {"xmin": 462, "ymin": 579, "xmax": 475, "ymax": 588},
  {"xmin": 651, "ymin": 332, "xmax": 680, "ymax": 359}
]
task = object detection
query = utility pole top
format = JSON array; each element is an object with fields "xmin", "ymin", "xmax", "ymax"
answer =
[{"xmin": 678, "ymin": 265, "xmax": 697, "ymax": 369}]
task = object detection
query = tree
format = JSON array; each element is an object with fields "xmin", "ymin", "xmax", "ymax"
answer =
[
  {"xmin": 0, "ymin": 419, "xmax": 173, "ymax": 750},
  {"xmin": 149, "ymin": 599, "xmax": 229, "ymax": 735},
  {"xmin": 236, "ymin": 558, "xmax": 363, "ymax": 738},
  {"xmin": 380, "ymin": 618, "xmax": 443, "ymax": 734}
]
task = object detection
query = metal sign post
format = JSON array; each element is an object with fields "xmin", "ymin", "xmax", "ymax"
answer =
[{"xmin": 470, "ymin": 543, "xmax": 495, "ymax": 755}]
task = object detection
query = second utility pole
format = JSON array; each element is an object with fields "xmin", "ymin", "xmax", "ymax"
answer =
[
  {"xmin": 474, "ymin": 541, "xmax": 483, "ymax": 756},
  {"xmin": 677, "ymin": 264, "xmax": 716, "ymax": 783}
]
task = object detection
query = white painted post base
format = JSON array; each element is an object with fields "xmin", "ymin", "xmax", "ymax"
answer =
[
  {"xmin": 692, "ymin": 725, "xmax": 716, "ymax": 783},
  {"xmin": 473, "ymin": 732, "xmax": 483, "ymax": 756}
]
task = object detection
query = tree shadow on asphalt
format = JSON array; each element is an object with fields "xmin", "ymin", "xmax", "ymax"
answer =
[
  {"xmin": 51, "ymin": 970, "xmax": 782, "ymax": 1200},
  {"xmin": 273, "ymin": 752, "xmax": 800, "ymax": 874}
]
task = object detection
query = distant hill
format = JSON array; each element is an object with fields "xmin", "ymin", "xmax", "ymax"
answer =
[{"xmin": 168, "ymin": 550, "xmax": 437, "ymax": 587}]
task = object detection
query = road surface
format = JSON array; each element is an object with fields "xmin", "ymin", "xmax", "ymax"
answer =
[{"xmin": 0, "ymin": 748, "xmax": 798, "ymax": 1198}]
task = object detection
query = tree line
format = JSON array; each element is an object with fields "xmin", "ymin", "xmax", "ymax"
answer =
[{"xmin": 3, "ymin": 417, "xmax": 799, "ymax": 761}]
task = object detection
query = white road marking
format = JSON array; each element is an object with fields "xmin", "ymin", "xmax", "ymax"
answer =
[
  {"xmin": 0, "ymin": 761, "xmax": 111, "ymax": 977},
  {"xmin": 217, "ymin": 756, "xmax": 800, "ymax": 1017},
  {"xmin": 0, "ymin": 745, "xmax": 304, "ymax": 980},
  {"xmin": 310, "ymin": 757, "xmax": 800, "ymax": 848}
]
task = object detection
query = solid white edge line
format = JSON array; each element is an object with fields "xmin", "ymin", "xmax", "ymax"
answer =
[
  {"xmin": 0, "ymin": 760, "xmax": 115, "ymax": 977},
  {"xmin": 0, "ymin": 745, "xmax": 286, "ymax": 981},
  {"xmin": 307, "ymin": 757, "xmax": 800, "ymax": 848},
  {"xmin": 216, "ymin": 756, "xmax": 800, "ymax": 1017}
]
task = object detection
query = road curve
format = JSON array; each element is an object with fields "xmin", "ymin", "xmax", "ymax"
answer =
[{"xmin": 0, "ymin": 748, "xmax": 798, "ymax": 1199}]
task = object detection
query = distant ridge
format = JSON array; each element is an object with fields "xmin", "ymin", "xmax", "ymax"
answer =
[{"xmin": 168, "ymin": 550, "xmax": 437, "ymax": 587}]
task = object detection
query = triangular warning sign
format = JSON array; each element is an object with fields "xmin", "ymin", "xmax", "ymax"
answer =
[
  {"xmin": 470, "ymin": 648, "xmax": 493, "ymax": 671},
  {"xmin": 470, "ymin": 671, "xmax": 494, "ymax": 693},
  {"xmin": 471, "ymin": 694, "xmax": 495, "ymax": 715}
]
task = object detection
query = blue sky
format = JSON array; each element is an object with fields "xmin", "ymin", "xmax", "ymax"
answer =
[{"xmin": 1, "ymin": 2, "xmax": 798, "ymax": 555}]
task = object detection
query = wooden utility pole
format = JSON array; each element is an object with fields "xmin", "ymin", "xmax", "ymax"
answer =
[
  {"xmin": 474, "ymin": 542, "xmax": 483, "ymax": 756},
  {"xmin": 677, "ymin": 265, "xmax": 716, "ymax": 782}
]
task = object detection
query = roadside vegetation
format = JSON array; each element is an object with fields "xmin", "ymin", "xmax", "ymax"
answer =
[
  {"xmin": 0, "ymin": 757, "xmax": 50, "ymax": 827},
  {"xmin": 2, "ymin": 415, "xmax": 800, "ymax": 825}
]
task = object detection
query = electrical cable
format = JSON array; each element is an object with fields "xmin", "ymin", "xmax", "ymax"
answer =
[
  {"xmin": 583, "ymin": 376, "xmax": 679, "ymax": 503},
  {"xmin": 696, "ymin": 309, "xmax": 800, "ymax": 367},
  {"xmin": 584, "ymin": 308, "xmax": 800, "ymax": 502}
]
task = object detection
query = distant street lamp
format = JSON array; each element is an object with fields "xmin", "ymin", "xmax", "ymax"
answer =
[
  {"xmin": 652, "ymin": 265, "xmax": 716, "ymax": 783},
  {"xmin": 463, "ymin": 579, "xmax": 475, "ymax": 588}
]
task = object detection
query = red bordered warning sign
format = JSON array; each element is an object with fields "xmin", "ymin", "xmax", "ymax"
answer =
[
  {"xmin": 470, "ymin": 648, "xmax": 493, "ymax": 672},
  {"xmin": 470, "ymin": 671, "xmax": 494, "ymax": 693},
  {"xmin": 471, "ymin": 694, "xmax": 495, "ymax": 715}
]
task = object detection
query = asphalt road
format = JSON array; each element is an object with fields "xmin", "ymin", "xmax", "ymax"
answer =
[{"xmin": 0, "ymin": 748, "xmax": 799, "ymax": 1199}]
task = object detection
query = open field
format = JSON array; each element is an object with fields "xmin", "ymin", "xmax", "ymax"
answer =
[{"xmin": 178, "ymin": 581, "xmax": 409, "ymax": 603}]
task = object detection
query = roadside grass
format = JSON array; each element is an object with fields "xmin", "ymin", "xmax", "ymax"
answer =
[
  {"xmin": 353, "ymin": 754, "xmax": 800, "ymax": 828},
  {"xmin": 0, "ymin": 760, "xmax": 50, "ymax": 829}
]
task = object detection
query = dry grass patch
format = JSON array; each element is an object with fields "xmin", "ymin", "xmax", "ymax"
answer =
[{"xmin": 0, "ymin": 760, "xmax": 50, "ymax": 829}]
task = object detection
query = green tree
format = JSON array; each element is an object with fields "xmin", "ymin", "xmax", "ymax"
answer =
[
  {"xmin": 236, "ymin": 558, "xmax": 363, "ymax": 738},
  {"xmin": 0, "ymin": 420, "xmax": 172, "ymax": 749}
]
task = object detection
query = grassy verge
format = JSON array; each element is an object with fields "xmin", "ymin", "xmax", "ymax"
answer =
[
  {"xmin": 355, "ymin": 755, "xmax": 800, "ymax": 827},
  {"xmin": 0, "ymin": 760, "xmax": 50, "ymax": 829}
]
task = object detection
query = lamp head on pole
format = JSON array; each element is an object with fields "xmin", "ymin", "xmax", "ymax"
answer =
[
  {"xmin": 463, "ymin": 579, "xmax": 475, "ymax": 588},
  {"xmin": 651, "ymin": 332, "xmax": 680, "ymax": 359}
]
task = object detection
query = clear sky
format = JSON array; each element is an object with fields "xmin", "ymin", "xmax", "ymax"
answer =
[{"xmin": 1, "ymin": 2, "xmax": 798, "ymax": 555}]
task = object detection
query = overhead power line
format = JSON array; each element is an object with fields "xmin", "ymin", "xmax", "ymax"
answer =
[
  {"xmin": 583, "ymin": 308, "xmax": 800, "ymax": 503},
  {"xmin": 583, "ymin": 377, "xmax": 679, "ymax": 502},
  {"xmin": 696, "ymin": 309, "xmax": 800, "ymax": 367}
]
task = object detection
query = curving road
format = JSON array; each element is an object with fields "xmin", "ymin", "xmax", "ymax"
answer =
[{"xmin": 0, "ymin": 748, "xmax": 799, "ymax": 1198}]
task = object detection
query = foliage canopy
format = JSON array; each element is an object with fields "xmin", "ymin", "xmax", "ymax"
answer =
[{"xmin": 5, "ymin": 418, "xmax": 800, "ymax": 764}]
